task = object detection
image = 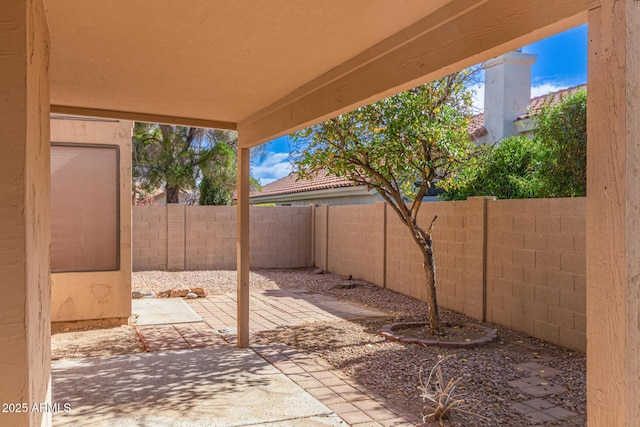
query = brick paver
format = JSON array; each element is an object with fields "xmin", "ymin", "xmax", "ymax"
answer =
[
  {"xmin": 251, "ymin": 344, "xmax": 420, "ymax": 426},
  {"xmin": 508, "ymin": 361, "xmax": 578, "ymax": 424}
]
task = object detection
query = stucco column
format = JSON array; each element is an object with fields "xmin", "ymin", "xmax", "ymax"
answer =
[
  {"xmin": 236, "ymin": 147, "xmax": 250, "ymax": 348},
  {"xmin": 0, "ymin": 0, "xmax": 52, "ymax": 426},
  {"xmin": 586, "ymin": 2, "xmax": 640, "ymax": 425}
]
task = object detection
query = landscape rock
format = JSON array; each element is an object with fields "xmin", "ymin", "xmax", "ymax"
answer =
[
  {"xmin": 333, "ymin": 281, "xmax": 357, "ymax": 289},
  {"xmin": 132, "ymin": 290, "xmax": 156, "ymax": 299},
  {"xmin": 340, "ymin": 274, "xmax": 352, "ymax": 280},
  {"xmin": 185, "ymin": 292, "xmax": 198, "ymax": 299},
  {"xmin": 169, "ymin": 289, "xmax": 190, "ymax": 298},
  {"xmin": 190, "ymin": 287, "xmax": 206, "ymax": 298},
  {"xmin": 314, "ymin": 268, "xmax": 324, "ymax": 274}
]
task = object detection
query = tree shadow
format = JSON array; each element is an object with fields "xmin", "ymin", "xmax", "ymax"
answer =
[{"xmin": 52, "ymin": 346, "xmax": 330, "ymax": 425}]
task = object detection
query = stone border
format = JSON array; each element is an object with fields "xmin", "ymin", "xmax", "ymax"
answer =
[{"xmin": 381, "ymin": 322, "xmax": 498, "ymax": 348}]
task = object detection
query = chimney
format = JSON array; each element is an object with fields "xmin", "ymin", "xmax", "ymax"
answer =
[{"xmin": 482, "ymin": 50, "xmax": 536, "ymax": 142}]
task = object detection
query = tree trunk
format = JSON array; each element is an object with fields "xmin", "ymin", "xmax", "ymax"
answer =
[
  {"xmin": 408, "ymin": 215, "xmax": 440, "ymax": 334},
  {"xmin": 422, "ymin": 230, "xmax": 440, "ymax": 333},
  {"xmin": 166, "ymin": 186, "xmax": 180, "ymax": 204}
]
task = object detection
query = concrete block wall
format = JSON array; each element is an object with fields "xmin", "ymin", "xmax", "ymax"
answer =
[
  {"xmin": 326, "ymin": 203, "xmax": 386, "ymax": 286},
  {"xmin": 133, "ymin": 205, "xmax": 312, "ymax": 271},
  {"xmin": 132, "ymin": 206, "xmax": 168, "ymax": 271},
  {"xmin": 373, "ymin": 198, "xmax": 487, "ymax": 321},
  {"xmin": 313, "ymin": 197, "xmax": 586, "ymax": 351},
  {"xmin": 132, "ymin": 198, "xmax": 587, "ymax": 351},
  {"xmin": 185, "ymin": 206, "xmax": 237, "ymax": 270},
  {"xmin": 485, "ymin": 198, "xmax": 586, "ymax": 351}
]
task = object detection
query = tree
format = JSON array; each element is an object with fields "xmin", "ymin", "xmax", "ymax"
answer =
[
  {"xmin": 132, "ymin": 124, "xmax": 238, "ymax": 204},
  {"xmin": 291, "ymin": 72, "xmax": 476, "ymax": 334},
  {"xmin": 439, "ymin": 136, "xmax": 545, "ymax": 200},
  {"xmin": 536, "ymin": 89, "xmax": 587, "ymax": 197},
  {"xmin": 199, "ymin": 175, "xmax": 231, "ymax": 205}
]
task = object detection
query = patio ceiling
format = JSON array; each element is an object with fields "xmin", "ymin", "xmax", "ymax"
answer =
[{"xmin": 46, "ymin": 0, "xmax": 598, "ymax": 147}]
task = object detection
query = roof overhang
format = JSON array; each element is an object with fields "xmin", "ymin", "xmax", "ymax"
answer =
[{"xmin": 47, "ymin": 0, "xmax": 598, "ymax": 147}]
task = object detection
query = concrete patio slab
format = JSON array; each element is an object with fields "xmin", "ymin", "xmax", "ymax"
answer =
[
  {"xmin": 133, "ymin": 298, "xmax": 203, "ymax": 325},
  {"xmin": 52, "ymin": 347, "xmax": 344, "ymax": 426}
]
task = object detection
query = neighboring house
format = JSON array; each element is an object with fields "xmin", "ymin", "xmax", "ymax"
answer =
[
  {"xmin": 252, "ymin": 51, "xmax": 585, "ymax": 206},
  {"xmin": 250, "ymin": 169, "xmax": 443, "ymax": 206},
  {"xmin": 133, "ymin": 188, "xmax": 198, "ymax": 205},
  {"xmin": 250, "ymin": 169, "xmax": 382, "ymax": 206},
  {"xmin": 473, "ymin": 50, "xmax": 586, "ymax": 144}
]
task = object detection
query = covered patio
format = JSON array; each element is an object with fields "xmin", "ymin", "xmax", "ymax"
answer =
[{"xmin": 1, "ymin": 1, "xmax": 637, "ymax": 426}]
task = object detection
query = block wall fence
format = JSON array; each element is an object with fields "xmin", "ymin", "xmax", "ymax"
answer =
[
  {"xmin": 132, "ymin": 197, "xmax": 586, "ymax": 351},
  {"xmin": 132, "ymin": 205, "xmax": 312, "ymax": 271}
]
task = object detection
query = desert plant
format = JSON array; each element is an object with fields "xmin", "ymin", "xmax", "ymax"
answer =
[{"xmin": 419, "ymin": 356, "xmax": 485, "ymax": 426}]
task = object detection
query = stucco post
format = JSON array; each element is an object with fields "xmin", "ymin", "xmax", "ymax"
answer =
[
  {"xmin": 0, "ymin": 0, "xmax": 52, "ymax": 426},
  {"xmin": 236, "ymin": 147, "xmax": 250, "ymax": 348},
  {"xmin": 587, "ymin": 2, "xmax": 640, "ymax": 425}
]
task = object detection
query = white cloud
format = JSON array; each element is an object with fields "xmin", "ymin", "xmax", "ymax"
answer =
[
  {"xmin": 251, "ymin": 152, "xmax": 292, "ymax": 185},
  {"xmin": 530, "ymin": 83, "xmax": 566, "ymax": 98},
  {"xmin": 469, "ymin": 83, "xmax": 485, "ymax": 112}
]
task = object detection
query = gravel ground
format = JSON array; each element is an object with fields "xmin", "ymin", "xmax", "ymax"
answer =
[{"xmin": 133, "ymin": 268, "xmax": 586, "ymax": 426}]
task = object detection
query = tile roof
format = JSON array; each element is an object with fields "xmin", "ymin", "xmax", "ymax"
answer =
[
  {"xmin": 517, "ymin": 84, "xmax": 586, "ymax": 120},
  {"xmin": 251, "ymin": 169, "xmax": 356, "ymax": 198},
  {"xmin": 468, "ymin": 113, "xmax": 487, "ymax": 138}
]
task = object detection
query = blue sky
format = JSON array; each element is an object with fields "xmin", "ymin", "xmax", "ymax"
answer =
[{"xmin": 252, "ymin": 24, "xmax": 588, "ymax": 185}]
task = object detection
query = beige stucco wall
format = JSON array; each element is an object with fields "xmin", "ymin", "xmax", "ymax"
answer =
[
  {"xmin": 0, "ymin": 1, "xmax": 52, "ymax": 425},
  {"xmin": 50, "ymin": 117, "xmax": 133, "ymax": 323},
  {"xmin": 133, "ymin": 206, "xmax": 312, "ymax": 270}
]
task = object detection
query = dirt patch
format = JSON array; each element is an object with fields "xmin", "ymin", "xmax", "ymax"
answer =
[{"xmin": 51, "ymin": 324, "xmax": 145, "ymax": 360}]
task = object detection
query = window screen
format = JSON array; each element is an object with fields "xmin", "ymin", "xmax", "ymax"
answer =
[{"xmin": 51, "ymin": 144, "xmax": 119, "ymax": 272}]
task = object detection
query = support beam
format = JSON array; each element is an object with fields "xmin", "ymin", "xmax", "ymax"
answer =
[
  {"xmin": 50, "ymin": 105, "xmax": 236, "ymax": 131},
  {"xmin": 238, "ymin": 0, "xmax": 598, "ymax": 147},
  {"xmin": 0, "ymin": 0, "xmax": 51, "ymax": 426},
  {"xmin": 236, "ymin": 147, "xmax": 250, "ymax": 348},
  {"xmin": 586, "ymin": 2, "xmax": 640, "ymax": 425}
]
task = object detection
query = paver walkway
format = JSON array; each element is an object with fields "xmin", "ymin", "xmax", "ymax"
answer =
[
  {"xmin": 135, "ymin": 290, "xmax": 421, "ymax": 427},
  {"xmin": 508, "ymin": 361, "xmax": 578, "ymax": 425},
  {"xmin": 135, "ymin": 290, "xmax": 582, "ymax": 426}
]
